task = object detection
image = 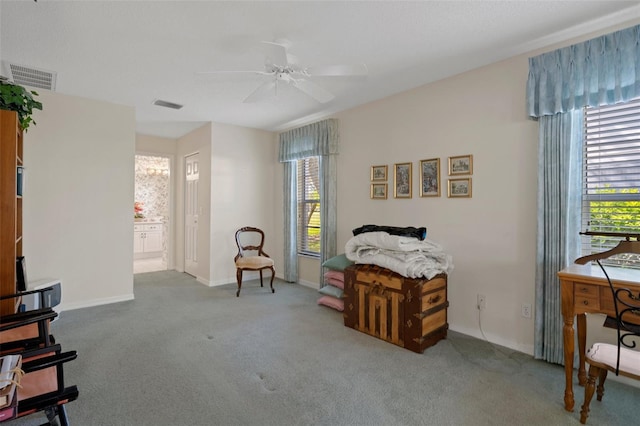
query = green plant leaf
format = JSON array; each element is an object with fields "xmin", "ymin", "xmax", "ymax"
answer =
[{"xmin": 0, "ymin": 80, "xmax": 43, "ymax": 131}]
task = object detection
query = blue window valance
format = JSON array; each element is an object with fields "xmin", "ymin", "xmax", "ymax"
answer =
[
  {"xmin": 527, "ymin": 24, "xmax": 640, "ymax": 118},
  {"xmin": 278, "ymin": 118, "xmax": 339, "ymax": 162}
]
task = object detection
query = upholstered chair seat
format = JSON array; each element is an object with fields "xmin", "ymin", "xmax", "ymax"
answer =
[
  {"xmin": 586, "ymin": 342, "xmax": 640, "ymax": 377},
  {"xmin": 235, "ymin": 256, "xmax": 274, "ymax": 270}
]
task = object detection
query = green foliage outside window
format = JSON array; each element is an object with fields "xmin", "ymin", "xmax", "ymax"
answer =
[
  {"xmin": 588, "ymin": 188, "xmax": 640, "ymax": 231},
  {"xmin": 587, "ymin": 187, "xmax": 640, "ymax": 268}
]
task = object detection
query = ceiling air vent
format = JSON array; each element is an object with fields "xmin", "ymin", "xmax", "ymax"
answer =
[
  {"xmin": 7, "ymin": 63, "xmax": 56, "ymax": 91},
  {"xmin": 152, "ymin": 99, "xmax": 184, "ymax": 110}
]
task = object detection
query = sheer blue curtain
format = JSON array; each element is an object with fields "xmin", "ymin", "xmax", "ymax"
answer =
[
  {"xmin": 527, "ymin": 24, "xmax": 640, "ymax": 364},
  {"xmin": 279, "ymin": 119, "xmax": 339, "ymax": 284},
  {"xmin": 282, "ymin": 162, "xmax": 297, "ymax": 282},
  {"xmin": 319, "ymin": 154, "xmax": 338, "ymax": 287},
  {"xmin": 534, "ymin": 111, "xmax": 583, "ymax": 364}
]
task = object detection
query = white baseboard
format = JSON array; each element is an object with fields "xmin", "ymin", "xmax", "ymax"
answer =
[
  {"xmin": 208, "ymin": 277, "xmax": 235, "ymax": 287},
  {"xmin": 195, "ymin": 275, "xmax": 210, "ymax": 286},
  {"xmin": 59, "ymin": 293, "xmax": 135, "ymax": 312},
  {"xmin": 298, "ymin": 279, "xmax": 318, "ymax": 290},
  {"xmin": 449, "ymin": 324, "xmax": 534, "ymax": 356}
]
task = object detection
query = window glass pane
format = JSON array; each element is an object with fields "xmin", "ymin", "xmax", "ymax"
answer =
[
  {"xmin": 582, "ymin": 99, "xmax": 640, "ymax": 268},
  {"xmin": 297, "ymin": 157, "xmax": 321, "ymax": 256}
]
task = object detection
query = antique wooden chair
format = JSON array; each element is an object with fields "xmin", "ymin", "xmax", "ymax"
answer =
[
  {"xmin": 234, "ymin": 227, "xmax": 275, "ymax": 297},
  {"xmin": 574, "ymin": 237, "xmax": 640, "ymax": 424}
]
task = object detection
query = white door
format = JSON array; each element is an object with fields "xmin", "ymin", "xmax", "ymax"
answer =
[{"xmin": 184, "ymin": 153, "xmax": 199, "ymax": 276}]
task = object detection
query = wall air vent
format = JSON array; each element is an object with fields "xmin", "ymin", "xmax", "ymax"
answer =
[
  {"xmin": 7, "ymin": 63, "xmax": 56, "ymax": 91},
  {"xmin": 152, "ymin": 99, "xmax": 184, "ymax": 110}
]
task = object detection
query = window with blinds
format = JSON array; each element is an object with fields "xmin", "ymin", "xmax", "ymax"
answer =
[
  {"xmin": 297, "ymin": 157, "xmax": 321, "ymax": 256},
  {"xmin": 582, "ymin": 98, "xmax": 640, "ymax": 268}
]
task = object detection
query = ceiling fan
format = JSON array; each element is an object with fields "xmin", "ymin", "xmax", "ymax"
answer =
[{"xmin": 197, "ymin": 39, "xmax": 368, "ymax": 104}]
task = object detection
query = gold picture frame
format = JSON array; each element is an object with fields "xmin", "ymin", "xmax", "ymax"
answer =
[
  {"xmin": 448, "ymin": 154, "xmax": 473, "ymax": 175},
  {"xmin": 394, "ymin": 162, "xmax": 412, "ymax": 199},
  {"xmin": 371, "ymin": 165, "xmax": 388, "ymax": 181},
  {"xmin": 370, "ymin": 183, "xmax": 388, "ymax": 199},
  {"xmin": 419, "ymin": 158, "xmax": 440, "ymax": 197},
  {"xmin": 448, "ymin": 178, "xmax": 472, "ymax": 198}
]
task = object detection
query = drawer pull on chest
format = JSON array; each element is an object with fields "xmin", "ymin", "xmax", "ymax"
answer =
[{"xmin": 428, "ymin": 294, "xmax": 442, "ymax": 304}]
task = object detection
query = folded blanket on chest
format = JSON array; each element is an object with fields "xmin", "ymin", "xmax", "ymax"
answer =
[{"xmin": 345, "ymin": 232, "xmax": 454, "ymax": 279}]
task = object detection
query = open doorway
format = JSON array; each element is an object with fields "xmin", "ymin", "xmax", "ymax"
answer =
[{"xmin": 134, "ymin": 154, "xmax": 171, "ymax": 273}]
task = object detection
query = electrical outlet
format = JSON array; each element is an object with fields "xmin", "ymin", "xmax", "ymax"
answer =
[
  {"xmin": 477, "ymin": 294, "xmax": 486, "ymax": 311},
  {"xmin": 522, "ymin": 303, "xmax": 532, "ymax": 319}
]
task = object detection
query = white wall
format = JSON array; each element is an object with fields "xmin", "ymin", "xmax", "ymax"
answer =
[
  {"xmin": 209, "ymin": 122, "xmax": 278, "ymax": 286},
  {"xmin": 137, "ymin": 133, "xmax": 177, "ymax": 155},
  {"xmin": 24, "ymin": 91, "xmax": 136, "ymax": 310},
  {"xmin": 331, "ymin": 55, "xmax": 537, "ymax": 354}
]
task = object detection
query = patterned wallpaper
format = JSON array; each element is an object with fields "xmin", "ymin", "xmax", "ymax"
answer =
[
  {"xmin": 135, "ymin": 155, "xmax": 170, "ymax": 220},
  {"xmin": 135, "ymin": 155, "xmax": 170, "ymax": 263}
]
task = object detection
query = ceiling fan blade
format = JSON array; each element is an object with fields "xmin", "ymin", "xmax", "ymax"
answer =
[
  {"xmin": 261, "ymin": 41, "xmax": 289, "ymax": 66},
  {"xmin": 196, "ymin": 70, "xmax": 272, "ymax": 75},
  {"xmin": 243, "ymin": 80, "xmax": 277, "ymax": 103},
  {"xmin": 305, "ymin": 64, "xmax": 368, "ymax": 77},
  {"xmin": 292, "ymin": 79, "xmax": 335, "ymax": 103}
]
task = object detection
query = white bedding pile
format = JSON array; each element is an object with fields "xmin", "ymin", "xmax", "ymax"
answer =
[{"xmin": 345, "ymin": 231, "xmax": 453, "ymax": 279}]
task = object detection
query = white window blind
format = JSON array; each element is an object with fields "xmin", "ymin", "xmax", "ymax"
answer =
[
  {"xmin": 297, "ymin": 157, "xmax": 321, "ymax": 256},
  {"xmin": 582, "ymin": 98, "xmax": 640, "ymax": 268}
]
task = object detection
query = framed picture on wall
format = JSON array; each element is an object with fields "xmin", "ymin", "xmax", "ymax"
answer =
[
  {"xmin": 419, "ymin": 158, "xmax": 440, "ymax": 197},
  {"xmin": 394, "ymin": 162, "xmax": 412, "ymax": 198},
  {"xmin": 448, "ymin": 154, "xmax": 473, "ymax": 175},
  {"xmin": 370, "ymin": 183, "xmax": 388, "ymax": 199},
  {"xmin": 448, "ymin": 178, "xmax": 472, "ymax": 198},
  {"xmin": 371, "ymin": 165, "xmax": 388, "ymax": 181}
]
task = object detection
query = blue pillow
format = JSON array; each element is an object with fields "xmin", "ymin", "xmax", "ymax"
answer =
[
  {"xmin": 318, "ymin": 285, "xmax": 343, "ymax": 299},
  {"xmin": 322, "ymin": 254, "xmax": 354, "ymax": 271}
]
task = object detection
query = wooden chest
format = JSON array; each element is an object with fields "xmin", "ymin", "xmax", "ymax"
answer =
[{"xmin": 343, "ymin": 264, "xmax": 448, "ymax": 353}]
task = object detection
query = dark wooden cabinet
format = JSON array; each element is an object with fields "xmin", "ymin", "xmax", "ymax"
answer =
[
  {"xmin": 343, "ymin": 264, "xmax": 448, "ymax": 353},
  {"xmin": 0, "ymin": 110, "xmax": 22, "ymax": 316}
]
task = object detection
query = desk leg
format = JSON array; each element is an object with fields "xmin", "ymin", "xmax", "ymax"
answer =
[
  {"xmin": 577, "ymin": 313, "xmax": 587, "ymax": 385},
  {"xmin": 563, "ymin": 312, "xmax": 575, "ymax": 412}
]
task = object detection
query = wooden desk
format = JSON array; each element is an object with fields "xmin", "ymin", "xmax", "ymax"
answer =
[{"xmin": 558, "ymin": 263, "xmax": 640, "ymax": 412}]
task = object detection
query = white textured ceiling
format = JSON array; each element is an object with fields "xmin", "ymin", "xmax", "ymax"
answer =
[{"xmin": 2, "ymin": 1, "xmax": 640, "ymax": 138}]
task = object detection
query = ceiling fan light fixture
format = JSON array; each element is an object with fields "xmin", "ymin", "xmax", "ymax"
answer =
[
  {"xmin": 152, "ymin": 99, "xmax": 184, "ymax": 110},
  {"xmin": 198, "ymin": 38, "xmax": 368, "ymax": 104}
]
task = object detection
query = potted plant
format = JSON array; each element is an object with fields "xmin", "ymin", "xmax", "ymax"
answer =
[{"xmin": 0, "ymin": 77, "xmax": 43, "ymax": 131}]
